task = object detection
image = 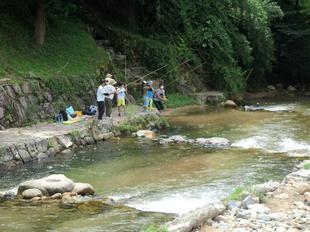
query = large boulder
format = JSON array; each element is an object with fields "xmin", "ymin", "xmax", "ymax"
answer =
[
  {"xmin": 72, "ymin": 183, "xmax": 95, "ymax": 196},
  {"xmin": 22, "ymin": 188, "xmax": 42, "ymax": 199},
  {"xmin": 18, "ymin": 174, "xmax": 74, "ymax": 196},
  {"xmin": 136, "ymin": 130, "xmax": 156, "ymax": 139},
  {"xmin": 222, "ymin": 100, "xmax": 238, "ymax": 108},
  {"xmin": 166, "ymin": 203, "xmax": 225, "ymax": 232},
  {"xmin": 195, "ymin": 137, "xmax": 230, "ymax": 147}
]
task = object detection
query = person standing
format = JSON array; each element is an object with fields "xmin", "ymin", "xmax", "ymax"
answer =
[
  {"xmin": 153, "ymin": 84, "xmax": 166, "ymax": 113},
  {"xmin": 96, "ymin": 79, "xmax": 105, "ymax": 120},
  {"xmin": 116, "ymin": 82, "xmax": 127, "ymax": 116},
  {"xmin": 103, "ymin": 78, "xmax": 116, "ymax": 117}
]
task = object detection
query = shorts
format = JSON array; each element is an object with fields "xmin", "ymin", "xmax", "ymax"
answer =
[{"xmin": 117, "ymin": 98, "xmax": 126, "ymax": 107}]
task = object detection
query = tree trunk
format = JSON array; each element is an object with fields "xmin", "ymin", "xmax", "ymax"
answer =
[
  {"xmin": 295, "ymin": 0, "xmax": 299, "ymax": 11},
  {"xmin": 33, "ymin": 0, "xmax": 46, "ymax": 46}
]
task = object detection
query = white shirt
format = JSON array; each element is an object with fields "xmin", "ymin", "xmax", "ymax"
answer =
[
  {"xmin": 96, "ymin": 85, "xmax": 105, "ymax": 102},
  {"xmin": 103, "ymin": 84, "xmax": 116, "ymax": 100},
  {"xmin": 117, "ymin": 87, "xmax": 126, "ymax": 100}
]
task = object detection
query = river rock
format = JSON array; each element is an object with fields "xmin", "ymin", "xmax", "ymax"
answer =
[
  {"xmin": 254, "ymin": 181, "xmax": 280, "ymax": 195},
  {"xmin": 18, "ymin": 174, "xmax": 74, "ymax": 196},
  {"xmin": 50, "ymin": 193, "xmax": 62, "ymax": 200},
  {"xmin": 227, "ymin": 200, "xmax": 242, "ymax": 210},
  {"xmin": 222, "ymin": 100, "xmax": 238, "ymax": 108},
  {"xmin": 240, "ymin": 196, "xmax": 260, "ymax": 209},
  {"xmin": 72, "ymin": 183, "xmax": 95, "ymax": 196},
  {"xmin": 247, "ymin": 204, "xmax": 270, "ymax": 214},
  {"xmin": 22, "ymin": 188, "xmax": 42, "ymax": 199},
  {"xmin": 287, "ymin": 85, "xmax": 296, "ymax": 92},
  {"xmin": 166, "ymin": 203, "xmax": 225, "ymax": 232},
  {"xmin": 267, "ymin": 85, "xmax": 276, "ymax": 91},
  {"xmin": 136, "ymin": 130, "xmax": 156, "ymax": 139},
  {"xmin": 304, "ymin": 192, "xmax": 310, "ymax": 202},
  {"xmin": 195, "ymin": 137, "xmax": 230, "ymax": 147},
  {"xmin": 61, "ymin": 194, "xmax": 80, "ymax": 205},
  {"xmin": 159, "ymin": 135, "xmax": 190, "ymax": 144}
]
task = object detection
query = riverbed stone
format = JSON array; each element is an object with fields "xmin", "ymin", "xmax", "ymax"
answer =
[
  {"xmin": 72, "ymin": 183, "xmax": 95, "ymax": 196},
  {"xmin": 159, "ymin": 135, "xmax": 190, "ymax": 144},
  {"xmin": 247, "ymin": 204, "xmax": 270, "ymax": 214},
  {"xmin": 136, "ymin": 130, "xmax": 156, "ymax": 139},
  {"xmin": 241, "ymin": 196, "xmax": 260, "ymax": 209},
  {"xmin": 254, "ymin": 181, "xmax": 280, "ymax": 195},
  {"xmin": 22, "ymin": 188, "xmax": 42, "ymax": 199},
  {"xmin": 18, "ymin": 174, "xmax": 74, "ymax": 196},
  {"xmin": 50, "ymin": 193, "xmax": 62, "ymax": 200},
  {"xmin": 222, "ymin": 100, "xmax": 238, "ymax": 108},
  {"xmin": 166, "ymin": 203, "xmax": 225, "ymax": 232},
  {"xmin": 195, "ymin": 137, "xmax": 230, "ymax": 147}
]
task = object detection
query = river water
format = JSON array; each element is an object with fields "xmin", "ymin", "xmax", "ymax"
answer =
[{"xmin": 0, "ymin": 98, "xmax": 309, "ymax": 232}]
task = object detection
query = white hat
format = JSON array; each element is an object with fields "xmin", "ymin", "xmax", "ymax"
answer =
[{"xmin": 106, "ymin": 73, "xmax": 113, "ymax": 78}]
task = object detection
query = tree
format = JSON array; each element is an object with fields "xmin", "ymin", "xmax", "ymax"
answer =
[{"xmin": 33, "ymin": 0, "xmax": 46, "ymax": 46}]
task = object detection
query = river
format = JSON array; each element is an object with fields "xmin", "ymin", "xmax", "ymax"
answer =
[{"xmin": 0, "ymin": 98, "xmax": 309, "ymax": 231}]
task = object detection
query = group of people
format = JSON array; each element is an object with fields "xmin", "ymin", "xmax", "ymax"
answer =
[
  {"xmin": 96, "ymin": 73, "xmax": 167, "ymax": 120},
  {"xmin": 96, "ymin": 73, "xmax": 127, "ymax": 120},
  {"xmin": 143, "ymin": 80, "xmax": 167, "ymax": 113}
]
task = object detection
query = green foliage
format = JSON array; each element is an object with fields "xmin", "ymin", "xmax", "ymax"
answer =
[
  {"xmin": 227, "ymin": 186, "xmax": 246, "ymax": 201},
  {"xmin": 0, "ymin": 10, "xmax": 109, "ymax": 84},
  {"xmin": 164, "ymin": 93, "xmax": 197, "ymax": 108},
  {"xmin": 145, "ymin": 225, "xmax": 168, "ymax": 232},
  {"xmin": 304, "ymin": 163, "xmax": 310, "ymax": 170},
  {"xmin": 68, "ymin": 130, "xmax": 81, "ymax": 141}
]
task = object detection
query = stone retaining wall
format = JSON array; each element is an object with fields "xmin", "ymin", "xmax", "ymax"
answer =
[{"xmin": 0, "ymin": 78, "xmax": 97, "ymax": 129}]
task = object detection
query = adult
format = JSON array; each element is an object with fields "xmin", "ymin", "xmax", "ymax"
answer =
[
  {"xmin": 153, "ymin": 84, "xmax": 166, "ymax": 113},
  {"xmin": 96, "ymin": 79, "xmax": 105, "ymax": 120},
  {"xmin": 103, "ymin": 74, "xmax": 116, "ymax": 117}
]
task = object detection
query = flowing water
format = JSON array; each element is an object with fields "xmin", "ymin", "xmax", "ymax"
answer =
[{"xmin": 0, "ymin": 98, "xmax": 309, "ymax": 232}]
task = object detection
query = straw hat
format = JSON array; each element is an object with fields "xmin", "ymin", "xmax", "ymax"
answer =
[
  {"xmin": 106, "ymin": 73, "xmax": 113, "ymax": 78},
  {"xmin": 105, "ymin": 77, "xmax": 117, "ymax": 85}
]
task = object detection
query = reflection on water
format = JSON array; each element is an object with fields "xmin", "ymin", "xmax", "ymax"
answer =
[{"xmin": 0, "ymin": 99, "xmax": 309, "ymax": 231}]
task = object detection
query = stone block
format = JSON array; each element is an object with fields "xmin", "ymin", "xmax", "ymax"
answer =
[{"xmin": 21, "ymin": 82, "xmax": 33, "ymax": 94}]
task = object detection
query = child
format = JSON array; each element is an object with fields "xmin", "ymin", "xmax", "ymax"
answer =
[
  {"xmin": 153, "ymin": 84, "xmax": 166, "ymax": 113},
  {"xmin": 146, "ymin": 81, "xmax": 154, "ymax": 110},
  {"xmin": 116, "ymin": 82, "xmax": 127, "ymax": 116}
]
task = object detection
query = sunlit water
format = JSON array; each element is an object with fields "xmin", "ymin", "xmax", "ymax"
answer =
[{"xmin": 0, "ymin": 98, "xmax": 309, "ymax": 231}]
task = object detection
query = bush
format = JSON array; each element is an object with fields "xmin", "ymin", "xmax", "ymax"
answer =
[{"xmin": 164, "ymin": 93, "xmax": 197, "ymax": 108}]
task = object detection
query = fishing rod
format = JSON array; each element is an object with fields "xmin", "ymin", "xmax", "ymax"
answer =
[{"xmin": 165, "ymin": 60, "xmax": 208, "ymax": 88}]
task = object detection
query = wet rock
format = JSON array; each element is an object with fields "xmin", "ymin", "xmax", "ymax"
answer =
[
  {"xmin": 159, "ymin": 135, "xmax": 190, "ymax": 144},
  {"xmin": 61, "ymin": 194, "xmax": 80, "ymax": 205},
  {"xmin": 288, "ymin": 86, "xmax": 296, "ymax": 92},
  {"xmin": 240, "ymin": 196, "xmax": 260, "ymax": 209},
  {"xmin": 18, "ymin": 174, "xmax": 74, "ymax": 196},
  {"xmin": 222, "ymin": 100, "xmax": 238, "ymax": 108},
  {"xmin": 72, "ymin": 183, "xmax": 95, "ymax": 196},
  {"xmin": 227, "ymin": 200, "xmax": 242, "ymax": 210},
  {"xmin": 267, "ymin": 85, "xmax": 276, "ymax": 91},
  {"xmin": 136, "ymin": 130, "xmax": 156, "ymax": 139},
  {"xmin": 31, "ymin": 196, "xmax": 41, "ymax": 201},
  {"xmin": 166, "ymin": 203, "xmax": 225, "ymax": 232},
  {"xmin": 195, "ymin": 137, "xmax": 230, "ymax": 147},
  {"xmin": 254, "ymin": 181, "xmax": 280, "ymax": 195},
  {"xmin": 50, "ymin": 193, "xmax": 62, "ymax": 200},
  {"xmin": 22, "ymin": 188, "xmax": 42, "ymax": 199}
]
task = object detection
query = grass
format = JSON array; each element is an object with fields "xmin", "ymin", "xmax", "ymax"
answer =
[
  {"xmin": 227, "ymin": 186, "xmax": 246, "ymax": 201},
  {"xmin": 304, "ymin": 163, "xmax": 310, "ymax": 170},
  {"xmin": 164, "ymin": 93, "xmax": 197, "ymax": 108},
  {"xmin": 0, "ymin": 11, "xmax": 109, "ymax": 83}
]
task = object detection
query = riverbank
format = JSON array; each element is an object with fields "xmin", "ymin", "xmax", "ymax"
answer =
[
  {"xmin": 198, "ymin": 160, "xmax": 310, "ymax": 232},
  {"xmin": 0, "ymin": 105, "xmax": 168, "ymax": 171}
]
